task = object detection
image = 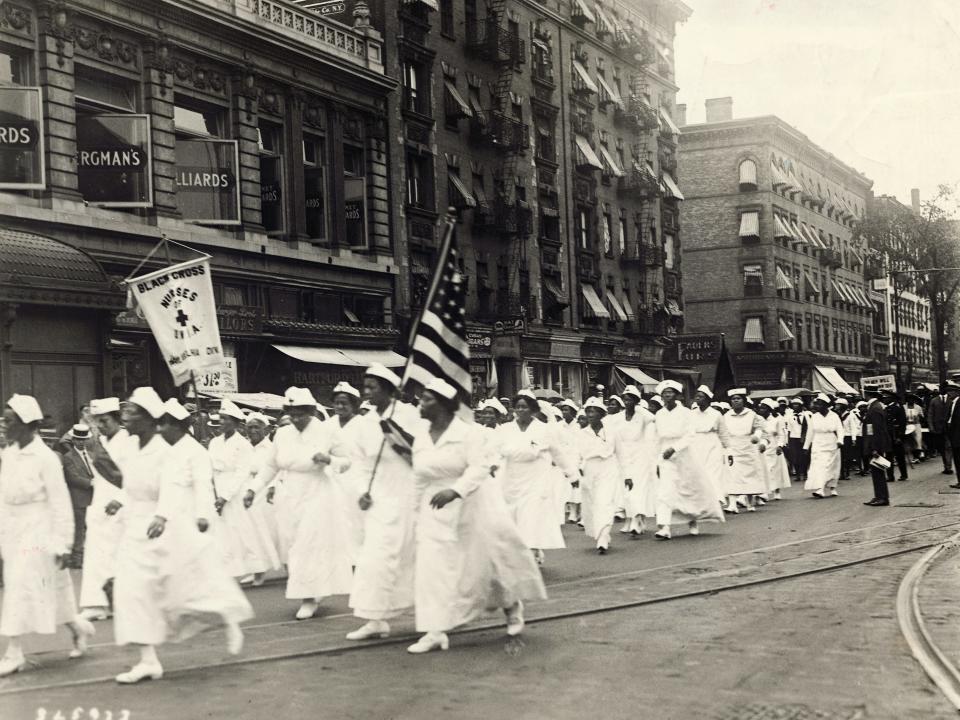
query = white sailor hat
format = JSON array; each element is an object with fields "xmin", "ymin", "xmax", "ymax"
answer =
[
  {"xmin": 648, "ymin": 394, "xmax": 664, "ymax": 406},
  {"xmin": 162, "ymin": 398, "xmax": 191, "ymax": 421},
  {"xmin": 365, "ymin": 363, "xmax": 401, "ymax": 390},
  {"xmin": 856, "ymin": 401, "xmax": 868, "ymax": 408},
  {"xmin": 759, "ymin": 398, "xmax": 778, "ymax": 410},
  {"xmin": 548, "ymin": 405, "xmax": 563, "ymax": 419},
  {"xmin": 639, "ymin": 399, "xmax": 649, "ymax": 410},
  {"xmin": 789, "ymin": 397, "xmax": 804, "ymax": 405},
  {"xmin": 484, "ymin": 398, "xmax": 508, "ymax": 415},
  {"xmin": 283, "ymin": 386, "xmax": 317, "ymax": 408},
  {"xmin": 695, "ymin": 385, "xmax": 714, "ymax": 399},
  {"xmin": 834, "ymin": 397, "xmax": 849, "ymax": 406},
  {"xmin": 332, "ymin": 381, "xmax": 361, "ymax": 399},
  {"xmin": 815, "ymin": 393, "xmax": 831, "ymax": 404},
  {"xmin": 719, "ymin": 401, "xmax": 731, "ymax": 410},
  {"xmin": 622, "ymin": 385, "xmax": 643, "ymax": 400},
  {"xmin": 608, "ymin": 394, "xmax": 626, "ymax": 408},
  {"xmin": 776, "ymin": 396, "xmax": 788, "ymax": 404},
  {"xmin": 559, "ymin": 398, "xmax": 580, "ymax": 412},
  {"xmin": 424, "ymin": 377, "xmax": 457, "ymax": 401},
  {"xmin": 583, "ymin": 396, "xmax": 607, "ymax": 412},
  {"xmin": 89, "ymin": 397, "xmax": 121, "ymax": 416},
  {"xmin": 6, "ymin": 394, "xmax": 43, "ymax": 424},
  {"xmin": 516, "ymin": 388, "xmax": 538, "ymax": 402},
  {"xmin": 219, "ymin": 399, "xmax": 246, "ymax": 422},
  {"xmin": 126, "ymin": 387, "xmax": 165, "ymax": 419},
  {"xmin": 656, "ymin": 380, "xmax": 683, "ymax": 395},
  {"xmin": 207, "ymin": 413, "xmax": 221, "ymax": 426},
  {"xmin": 246, "ymin": 412, "xmax": 271, "ymax": 426},
  {"xmin": 727, "ymin": 387, "xmax": 748, "ymax": 398}
]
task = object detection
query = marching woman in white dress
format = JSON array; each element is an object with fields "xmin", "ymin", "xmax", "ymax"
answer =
[
  {"xmin": 343, "ymin": 364, "xmax": 419, "ymax": 641},
  {"xmin": 495, "ymin": 391, "xmax": 577, "ymax": 566},
  {"xmin": 407, "ymin": 379, "xmax": 545, "ymax": 654},
  {"xmin": 615, "ymin": 385, "xmax": 657, "ymax": 536},
  {"xmin": 113, "ymin": 391, "xmax": 252, "ymax": 683},
  {"xmin": 557, "ymin": 399, "xmax": 583, "ymax": 524},
  {"xmin": 653, "ymin": 381, "xmax": 725, "ymax": 539},
  {"xmin": 328, "ymin": 381, "xmax": 371, "ymax": 566},
  {"xmin": 804, "ymin": 394, "xmax": 845, "ymax": 499},
  {"xmin": 757, "ymin": 399, "xmax": 791, "ymax": 500},
  {"xmin": 689, "ymin": 386, "xmax": 729, "ymax": 506},
  {"xmin": 245, "ymin": 413, "xmax": 281, "ymax": 564},
  {"xmin": 245, "ymin": 387, "xmax": 352, "ymax": 621},
  {"xmin": 719, "ymin": 388, "xmax": 767, "ymax": 514},
  {"xmin": 209, "ymin": 400, "xmax": 278, "ymax": 585},
  {"xmin": 0, "ymin": 394, "xmax": 95, "ymax": 676},
  {"xmin": 579, "ymin": 397, "xmax": 624, "ymax": 554}
]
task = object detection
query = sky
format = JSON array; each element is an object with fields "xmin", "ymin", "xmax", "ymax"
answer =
[{"xmin": 674, "ymin": 0, "xmax": 960, "ymax": 205}]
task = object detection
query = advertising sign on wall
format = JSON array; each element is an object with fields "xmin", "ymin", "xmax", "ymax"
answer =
[
  {"xmin": 0, "ymin": 86, "xmax": 44, "ymax": 190},
  {"xmin": 197, "ymin": 356, "xmax": 238, "ymax": 394},
  {"xmin": 77, "ymin": 113, "xmax": 152, "ymax": 207},
  {"xmin": 174, "ymin": 138, "xmax": 240, "ymax": 224}
]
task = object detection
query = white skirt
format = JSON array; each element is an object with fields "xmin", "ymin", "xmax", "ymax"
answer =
[
  {"xmin": 79, "ymin": 503, "xmax": 124, "ymax": 609},
  {"xmin": 499, "ymin": 459, "xmax": 566, "ymax": 550}
]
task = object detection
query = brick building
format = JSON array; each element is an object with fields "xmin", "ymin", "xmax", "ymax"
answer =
[
  {"xmin": 381, "ymin": 0, "xmax": 692, "ymax": 401},
  {"xmin": 677, "ymin": 99, "xmax": 877, "ymax": 393},
  {"xmin": 0, "ymin": 0, "xmax": 404, "ymax": 432}
]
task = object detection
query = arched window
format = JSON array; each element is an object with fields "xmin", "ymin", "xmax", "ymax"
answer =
[{"xmin": 738, "ymin": 158, "xmax": 757, "ymax": 190}]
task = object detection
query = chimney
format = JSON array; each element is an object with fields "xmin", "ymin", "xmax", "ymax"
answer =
[
  {"xmin": 676, "ymin": 103, "xmax": 687, "ymax": 127},
  {"xmin": 705, "ymin": 97, "xmax": 733, "ymax": 123},
  {"xmin": 911, "ymin": 188, "xmax": 921, "ymax": 212}
]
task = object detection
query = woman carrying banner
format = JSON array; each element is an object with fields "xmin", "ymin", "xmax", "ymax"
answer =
[{"xmin": 406, "ymin": 379, "xmax": 545, "ymax": 654}]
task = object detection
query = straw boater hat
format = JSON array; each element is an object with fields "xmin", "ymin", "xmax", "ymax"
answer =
[{"xmin": 69, "ymin": 423, "xmax": 91, "ymax": 440}]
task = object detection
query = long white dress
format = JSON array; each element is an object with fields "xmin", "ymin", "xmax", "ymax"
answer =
[
  {"xmin": 411, "ymin": 417, "xmax": 546, "ymax": 633},
  {"xmin": 248, "ymin": 437, "xmax": 281, "ymax": 561},
  {"xmin": 761, "ymin": 415, "xmax": 791, "ymax": 493},
  {"xmin": 495, "ymin": 419, "xmax": 575, "ymax": 550},
  {"xmin": 0, "ymin": 436, "xmax": 77, "ymax": 636},
  {"xmin": 210, "ymin": 432, "xmax": 279, "ymax": 576},
  {"xmin": 558, "ymin": 420, "xmax": 582, "ymax": 506},
  {"xmin": 615, "ymin": 409, "xmax": 658, "ymax": 519},
  {"xmin": 329, "ymin": 413, "xmax": 372, "ymax": 566},
  {"xmin": 654, "ymin": 405, "xmax": 726, "ymax": 526},
  {"xmin": 251, "ymin": 418, "xmax": 353, "ymax": 601},
  {"xmin": 79, "ymin": 428, "xmax": 132, "ymax": 610},
  {"xmin": 578, "ymin": 423, "xmax": 623, "ymax": 546},
  {"xmin": 719, "ymin": 409, "xmax": 767, "ymax": 496},
  {"xmin": 688, "ymin": 405, "xmax": 729, "ymax": 504},
  {"xmin": 803, "ymin": 411, "xmax": 844, "ymax": 494},
  {"xmin": 113, "ymin": 433, "xmax": 252, "ymax": 646},
  {"xmin": 348, "ymin": 401, "xmax": 420, "ymax": 622}
]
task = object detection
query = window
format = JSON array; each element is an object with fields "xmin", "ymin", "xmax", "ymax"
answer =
[
  {"xmin": 302, "ymin": 134, "xmax": 328, "ymax": 242},
  {"xmin": 258, "ymin": 122, "xmax": 285, "ymax": 235},
  {"xmin": 403, "ymin": 62, "xmax": 427, "ymax": 114},
  {"xmin": 795, "ymin": 315, "xmax": 804, "ymax": 350},
  {"xmin": 0, "ymin": 45, "xmax": 31, "ymax": 85},
  {"xmin": 343, "ymin": 145, "xmax": 368, "ymax": 250},
  {"xmin": 269, "ymin": 288, "xmax": 299, "ymax": 319},
  {"xmin": 439, "ymin": 0, "xmax": 455, "ymax": 37},
  {"xmin": 75, "ymin": 65, "xmax": 137, "ymax": 113},
  {"xmin": 174, "ymin": 103, "xmax": 221, "ymax": 138},
  {"xmin": 406, "ymin": 152, "xmax": 433, "ymax": 210},
  {"xmin": 743, "ymin": 264, "xmax": 763, "ymax": 296},
  {"xmin": 576, "ymin": 209, "xmax": 591, "ymax": 250},
  {"xmin": 664, "ymin": 233, "xmax": 675, "ymax": 269},
  {"xmin": 536, "ymin": 125, "xmax": 556, "ymax": 163},
  {"xmin": 739, "ymin": 159, "xmax": 758, "ymax": 190},
  {"xmin": 618, "ymin": 211, "xmax": 628, "ymax": 257},
  {"xmin": 602, "ymin": 211, "xmax": 613, "ymax": 255}
]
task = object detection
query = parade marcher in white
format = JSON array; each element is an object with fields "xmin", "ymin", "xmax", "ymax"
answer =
[
  {"xmin": 653, "ymin": 381, "xmax": 725, "ymax": 539},
  {"xmin": 689, "ymin": 385, "xmax": 729, "ymax": 506},
  {"xmin": 344, "ymin": 364, "xmax": 419, "ymax": 641},
  {"xmin": 557, "ymin": 399, "xmax": 583, "ymax": 524},
  {"xmin": 245, "ymin": 387, "xmax": 352, "ymax": 621},
  {"xmin": 804, "ymin": 394, "xmax": 845, "ymax": 498},
  {"xmin": 328, "ymin": 381, "xmax": 370, "ymax": 566},
  {"xmin": 244, "ymin": 413, "xmax": 280, "ymax": 559},
  {"xmin": 0, "ymin": 394, "xmax": 95, "ymax": 676},
  {"xmin": 719, "ymin": 389, "xmax": 767, "ymax": 513},
  {"xmin": 80, "ymin": 396, "xmax": 132, "ymax": 620},
  {"xmin": 495, "ymin": 390, "xmax": 576, "ymax": 566},
  {"xmin": 757, "ymin": 399, "xmax": 791, "ymax": 501},
  {"xmin": 578, "ymin": 397, "xmax": 624, "ymax": 554},
  {"xmin": 113, "ymin": 390, "xmax": 253, "ymax": 684},
  {"xmin": 210, "ymin": 399, "xmax": 278, "ymax": 585},
  {"xmin": 615, "ymin": 385, "xmax": 657, "ymax": 536},
  {"xmin": 407, "ymin": 379, "xmax": 545, "ymax": 654}
]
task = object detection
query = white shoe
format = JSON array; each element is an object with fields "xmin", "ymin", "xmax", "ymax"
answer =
[
  {"xmin": 0, "ymin": 653, "xmax": 26, "ymax": 677},
  {"xmin": 830, "ymin": 490, "xmax": 839, "ymax": 497},
  {"xmin": 655, "ymin": 527, "xmax": 671, "ymax": 540},
  {"xmin": 724, "ymin": 503, "xmax": 739, "ymax": 515},
  {"xmin": 79, "ymin": 607, "xmax": 111, "ymax": 622},
  {"xmin": 618, "ymin": 522, "xmax": 634, "ymax": 534},
  {"xmin": 69, "ymin": 617, "xmax": 96, "ymax": 659},
  {"xmin": 225, "ymin": 622, "xmax": 244, "ymax": 655},
  {"xmin": 295, "ymin": 600, "xmax": 319, "ymax": 620},
  {"xmin": 505, "ymin": 601, "xmax": 524, "ymax": 636},
  {"xmin": 115, "ymin": 662, "xmax": 163, "ymax": 684},
  {"xmin": 747, "ymin": 505, "xmax": 757, "ymax": 512},
  {"xmin": 688, "ymin": 521, "xmax": 700, "ymax": 536},
  {"xmin": 346, "ymin": 621, "xmax": 390, "ymax": 641},
  {"xmin": 407, "ymin": 632, "xmax": 449, "ymax": 654}
]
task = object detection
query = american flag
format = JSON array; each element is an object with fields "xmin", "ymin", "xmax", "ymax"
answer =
[{"xmin": 403, "ymin": 216, "xmax": 471, "ymax": 402}]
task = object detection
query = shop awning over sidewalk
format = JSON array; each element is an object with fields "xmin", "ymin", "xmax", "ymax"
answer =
[
  {"xmin": 272, "ymin": 344, "xmax": 406, "ymax": 367},
  {"xmin": 813, "ymin": 366, "xmax": 857, "ymax": 394}
]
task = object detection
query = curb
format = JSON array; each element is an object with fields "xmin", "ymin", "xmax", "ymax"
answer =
[{"xmin": 897, "ymin": 529, "xmax": 960, "ymax": 712}]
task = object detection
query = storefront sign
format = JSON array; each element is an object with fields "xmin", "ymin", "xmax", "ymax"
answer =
[
  {"xmin": 344, "ymin": 175, "xmax": 367, "ymax": 247},
  {"xmin": 0, "ymin": 87, "xmax": 44, "ymax": 190},
  {"xmin": 196, "ymin": 356, "xmax": 238, "ymax": 394},
  {"xmin": 217, "ymin": 305, "xmax": 264, "ymax": 335},
  {"xmin": 113, "ymin": 308, "xmax": 150, "ymax": 329},
  {"xmin": 550, "ymin": 341, "xmax": 582, "ymax": 361},
  {"xmin": 76, "ymin": 114, "xmax": 152, "ymax": 207},
  {"xmin": 467, "ymin": 330, "xmax": 492, "ymax": 358},
  {"xmin": 672, "ymin": 334, "xmax": 722, "ymax": 364},
  {"xmin": 582, "ymin": 341, "xmax": 614, "ymax": 361},
  {"xmin": 492, "ymin": 334, "xmax": 521, "ymax": 358},
  {"xmin": 862, "ymin": 374, "xmax": 896, "ymax": 393},
  {"xmin": 174, "ymin": 139, "xmax": 240, "ymax": 225},
  {"xmin": 736, "ymin": 365, "xmax": 784, "ymax": 389},
  {"xmin": 614, "ymin": 344, "xmax": 663, "ymax": 364},
  {"xmin": 522, "ymin": 338, "xmax": 552, "ymax": 358},
  {"xmin": 126, "ymin": 257, "xmax": 225, "ymax": 386}
]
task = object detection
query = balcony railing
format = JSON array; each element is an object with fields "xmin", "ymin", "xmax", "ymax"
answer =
[
  {"xmin": 573, "ymin": 175, "xmax": 597, "ymax": 205},
  {"xmin": 820, "ymin": 248, "xmax": 843, "ymax": 269},
  {"xmin": 618, "ymin": 34, "xmax": 655, "ymax": 65},
  {"xmin": 466, "ymin": 19, "xmax": 524, "ymax": 65},
  {"xmin": 618, "ymin": 166, "xmax": 659, "ymax": 198},
  {"xmin": 470, "ymin": 111, "xmax": 529, "ymax": 151},
  {"xmin": 617, "ymin": 95, "xmax": 659, "ymax": 131},
  {"xmin": 571, "ymin": 114, "xmax": 595, "ymax": 137},
  {"xmin": 495, "ymin": 201, "xmax": 533, "ymax": 236}
]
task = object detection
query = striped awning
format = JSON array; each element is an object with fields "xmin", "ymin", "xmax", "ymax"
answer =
[
  {"xmin": 607, "ymin": 293, "xmax": 629, "ymax": 321},
  {"xmin": 572, "ymin": 0, "xmax": 596, "ymax": 23},
  {"xmin": 596, "ymin": 74, "xmax": 624, "ymax": 109},
  {"xmin": 621, "ymin": 292, "xmax": 635, "ymax": 320},
  {"xmin": 581, "ymin": 284, "xmax": 610, "ymax": 318},
  {"xmin": 832, "ymin": 280, "xmax": 852, "ymax": 303},
  {"xmin": 739, "ymin": 211, "xmax": 760, "ymax": 238},
  {"xmin": 773, "ymin": 215, "xmax": 793, "ymax": 239},
  {"xmin": 598, "ymin": 144, "xmax": 625, "ymax": 177},
  {"xmin": 804, "ymin": 270, "xmax": 821, "ymax": 295},
  {"xmin": 787, "ymin": 217, "xmax": 807, "ymax": 244},
  {"xmin": 776, "ymin": 266, "xmax": 794, "ymax": 290},
  {"xmin": 572, "ymin": 60, "xmax": 599, "ymax": 93},
  {"xmin": 659, "ymin": 107, "xmax": 681, "ymax": 135},
  {"xmin": 778, "ymin": 318, "xmax": 795, "ymax": 343},
  {"xmin": 575, "ymin": 135, "xmax": 603, "ymax": 170},
  {"xmin": 801, "ymin": 223, "xmax": 825, "ymax": 249},
  {"xmin": 661, "ymin": 171, "xmax": 685, "ymax": 200},
  {"xmin": 448, "ymin": 172, "xmax": 477, "ymax": 208},
  {"xmin": 743, "ymin": 317, "xmax": 764, "ymax": 344}
]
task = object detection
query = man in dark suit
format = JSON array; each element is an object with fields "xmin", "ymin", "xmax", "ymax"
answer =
[
  {"xmin": 862, "ymin": 389, "xmax": 893, "ymax": 506},
  {"xmin": 945, "ymin": 383, "xmax": 960, "ymax": 489},
  {"xmin": 928, "ymin": 384, "xmax": 953, "ymax": 475},
  {"xmin": 884, "ymin": 393, "xmax": 909, "ymax": 482},
  {"xmin": 60, "ymin": 423, "xmax": 96, "ymax": 568}
]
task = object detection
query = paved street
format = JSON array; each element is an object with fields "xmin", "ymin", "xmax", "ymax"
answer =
[{"xmin": 3, "ymin": 459, "xmax": 960, "ymax": 719}]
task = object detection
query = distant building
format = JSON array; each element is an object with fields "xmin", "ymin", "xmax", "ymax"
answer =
[{"xmin": 677, "ymin": 99, "xmax": 876, "ymax": 393}]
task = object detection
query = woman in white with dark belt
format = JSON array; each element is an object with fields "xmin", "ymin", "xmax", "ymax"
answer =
[{"xmin": 407, "ymin": 379, "xmax": 545, "ymax": 654}]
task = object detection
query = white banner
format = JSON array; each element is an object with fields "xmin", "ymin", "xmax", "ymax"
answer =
[
  {"xmin": 196, "ymin": 357, "xmax": 238, "ymax": 395},
  {"xmin": 127, "ymin": 257, "xmax": 224, "ymax": 386},
  {"xmin": 861, "ymin": 374, "xmax": 897, "ymax": 393}
]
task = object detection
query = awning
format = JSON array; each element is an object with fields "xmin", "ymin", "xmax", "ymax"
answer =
[
  {"xmin": 575, "ymin": 135, "xmax": 603, "ymax": 170},
  {"xmin": 665, "ymin": 299, "xmax": 683, "ymax": 317},
  {"xmin": 448, "ymin": 172, "xmax": 477, "ymax": 208},
  {"xmin": 343, "ymin": 307, "xmax": 360, "ymax": 324},
  {"xmin": 813, "ymin": 366, "xmax": 857, "ymax": 395},
  {"xmin": 787, "ymin": 217, "xmax": 807, "ymax": 244},
  {"xmin": 621, "ymin": 293, "xmax": 635, "ymax": 320},
  {"xmin": 616, "ymin": 365, "xmax": 659, "ymax": 387},
  {"xmin": 804, "ymin": 270, "xmax": 821, "ymax": 295},
  {"xmin": 595, "ymin": 74, "xmax": 624, "ymax": 109},
  {"xmin": 743, "ymin": 317, "xmax": 764, "ymax": 344},
  {"xmin": 607, "ymin": 293, "xmax": 629, "ymax": 321},
  {"xmin": 849, "ymin": 247, "xmax": 864, "ymax": 266},
  {"xmin": 594, "ymin": 3, "xmax": 615, "ymax": 33},
  {"xmin": 443, "ymin": 81, "xmax": 473, "ymax": 119},
  {"xmin": 542, "ymin": 277, "xmax": 568, "ymax": 306},
  {"xmin": 200, "ymin": 392, "xmax": 288, "ymax": 412},
  {"xmin": 659, "ymin": 107, "xmax": 681, "ymax": 135},
  {"xmin": 850, "ymin": 285, "xmax": 871, "ymax": 308},
  {"xmin": 572, "ymin": 0, "xmax": 596, "ymax": 23},
  {"xmin": 773, "ymin": 215, "xmax": 793, "ymax": 239},
  {"xmin": 739, "ymin": 159, "xmax": 757, "ymax": 185},
  {"xmin": 598, "ymin": 144, "xmax": 625, "ymax": 177},
  {"xmin": 749, "ymin": 387, "xmax": 815, "ymax": 400},
  {"xmin": 572, "ymin": 60, "xmax": 598, "ymax": 93},
  {"xmin": 272, "ymin": 344, "xmax": 406, "ymax": 368},
  {"xmin": 473, "ymin": 183, "xmax": 490, "ymax": 211},
  {"xmin": 802, "ymin": 223, "xmax": 825, "ymax": 249},
  {"xmin": 468, "ymin": 94, "xmax": 485, "ymax": 122},
  {"xmin": 402, "ymin": 0, "xmax": 439, "ymax": 9},
  {"xmin": 581, "ymin": 284, "xmax": 610, "ymax": 318},
  {"xmin": 770, "ymin": 161, "xmax": 788, "ymax": 188},
  {"xmin": 832, "ymin": 280, "xmax": 852, "ymax": 303},
  {"xmin": 776, "ymin": 266, "xmax": 794, "ymax": 290},
  {"xmin": 661, "ymin": 171, "xmax": 684, "ymax": 200},
  {"xmin": 778, "ymin": 318, "xmax": 795, "ymax": 342},
  {"xmin": 739, "ymin": 211, "xmax": 760, "ymax": 238}
]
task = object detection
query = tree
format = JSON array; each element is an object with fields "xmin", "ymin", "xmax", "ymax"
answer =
[{"xmin": 856, "ymin": 186, "xmax": 960, "ymax": 385}]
